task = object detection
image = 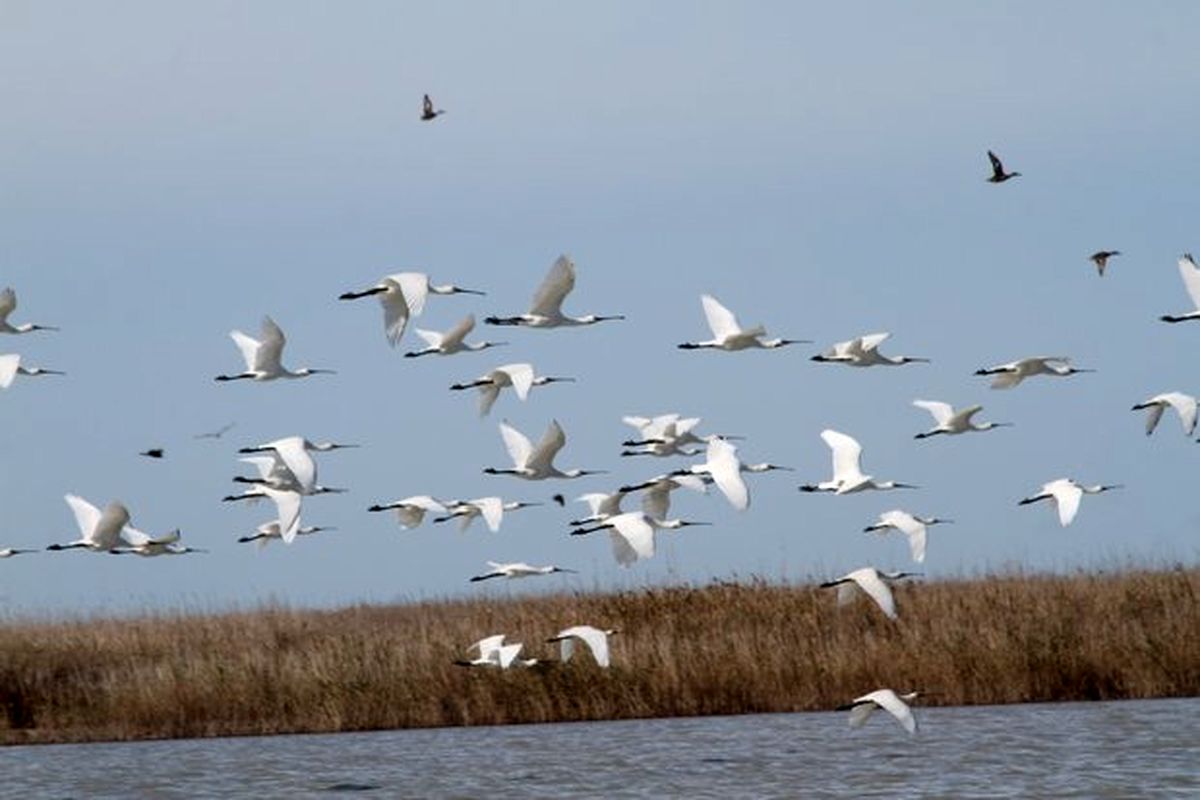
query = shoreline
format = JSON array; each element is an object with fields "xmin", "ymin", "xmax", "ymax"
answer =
[{"xmin": 3, "ymin": 568, "xmax": 1197, "ymax": 746}]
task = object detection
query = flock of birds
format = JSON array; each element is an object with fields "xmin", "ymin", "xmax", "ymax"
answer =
[{"xmin": 5, "ymin": 124, "xmax": 1200, "ymax": 736}]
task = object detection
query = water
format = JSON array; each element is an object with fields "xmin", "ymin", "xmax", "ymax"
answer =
[{"xmin": 2, "ymin": 698, "xmax": 1196, "ymax": 799}]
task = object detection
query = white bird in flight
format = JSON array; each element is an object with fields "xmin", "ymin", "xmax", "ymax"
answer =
[
  {"xmin": 404, "ymin": 314, "xmax": 506, "ymax": 358},
  {"xmin": 484, "ymin": 255, "xmax": 624, "ymax": 329},
  {"xmin": 433, "ymin": 497, "xmax": 540, "ymax": 532},
  {"xmin": 215, "ymin": 317, "xmax": 334, "ymax": 382},
  {"xmin": 46, "ymin": 495, "xmax": 134, "ymax": 553},
  {"xmin": 222, "ymin": 485, "xmax": 304, "ymax": 543},
  {"xmin": 1018, "ymin": 478, "xmax": 1122, "ymax": 526},
  {"xmin": 617, "ymin": 473, "xmax": 708, "ymax": 521},
  {"xmin": 484, "ymin": 420, "xmax": 604, "ymax": 480},
  {"xmin": 811, "ymin": 333, "xmax": 929, "ymax": 367},
  {"xmin": 238, "ymin": 521, "xmax": 334, "ymax": 547},
  {"xmin": 912, "ymin": 400, "xmax": 1011, "ymax": 439},
  {"xmin": 974, "ymin": 356, "xmax": 1093, "ymax": 389},
  {"xmin": 672, "ymin": 437, "xmax": 750, "ymax": 510},
  {"xmin": 820, "ymin": 567, "xmax": 920, "ymax": 620},
  {"xmin": 237, "ymin": 436, "xmax": 357, "ymax": 495},
  {"xmin": 677, "ymin": 294, "xmax": 808, "ymax": 352},
  {"xmin": 450, "ymin": 362, "xmax": 574, "ymax": 416},
  {"xmin": 469, "ymin": 561, "xmax": 577, "ymax": 581},
  {"xmin": 339, "ymin": 271, "xmax": 484, "ymax": 346},
  {"xmin": 864, "ymin": 510, "xmax": 953, "ymax": 564},
  {"xmin": 800, "ymin": 429, "xmax": 918, "ymax": 495},
  {"xmin": 1160, "ymin": 254, "xmax": 1200, "ymax": 323},
  {"xmin": 837, "ymin": 689, "xmax": 923, "ymax": 735},
  {"xmin": 0, "ymin": 288, "xmax": 57, "ymax": 334},
  {"xmin": 571, "ymin": 511, "xmax": 710, "ymax": 567},
  {"xmin": 621, "ymin": 414, "xmax": 738, "ymax": 458},
  {"xmin": 1131, "ymin": 392, "xmax": 1198, "ymax": 437},
  {"xmin": 114, "ymin": 528, "xmax": 205, "ymax": 557},
  {"xmin": 0, "ymin": 354, "xmax": 64, "ymax": 389},
  {"xmin": 569, "ymin": 489, "xmax": 629, "ymax": 526},
  {"xmin": 366, "ymin": 495, "xmax": 447, "ymax": 529},
  {"xmin": 547, "ymin": 625, "xmax": 618, "ymax": 668},
  {"xmin": 453, "ymin": 635, "xmax": 534, "ymax": 669}
]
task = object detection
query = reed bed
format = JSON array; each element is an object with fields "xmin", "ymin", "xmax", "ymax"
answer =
[{"xmin": 1, "ymin": 567, "xmax": 1196, "ymax": 744}]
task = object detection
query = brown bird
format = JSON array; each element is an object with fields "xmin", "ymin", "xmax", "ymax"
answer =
[
  {"xmin": 1089, "ymin": 250, "xmax": 1120, "ymax": 276},
  {"xmin": 986, "ymin": 150, "xmax": 1020, "ymax": 183},
  {"xmin": 421, "ymin": 94, "xmax": 445, "ymax": 122},
  {"xmin": 140, "ymin": 448, "xmax": 165, "ymax": 459}
]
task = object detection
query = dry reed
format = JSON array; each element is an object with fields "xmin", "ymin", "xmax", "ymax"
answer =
[{"xmin": 1, "ymin": 567, "xmax": 1196, "ymax": 745}]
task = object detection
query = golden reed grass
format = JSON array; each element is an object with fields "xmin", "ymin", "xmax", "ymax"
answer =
[{"xmin": 1, "ymin": 568, "xmax": 1196, "ymax": 744}]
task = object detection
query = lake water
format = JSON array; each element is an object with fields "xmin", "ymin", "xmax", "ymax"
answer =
[{"xmin": 1, "ymin": 698, "xmax": 1196, "ymax": 799}]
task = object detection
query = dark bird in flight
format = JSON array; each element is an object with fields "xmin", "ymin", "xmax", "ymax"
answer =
[
  {"xmin": 1089, "ymin": 250, "xmax": 1120, "ymax": 276},
  {"xmin": 140, "ymin": 448, "xmax": 165, "ymax": 459},
  {"xmin": 986, "ymin": 150, "xmax": 1020, "ymax": 183},
  {"xmin": 421, "ymin": 94, "xmax": 445, "ymax": 121},
  {"xmin": 552, "ymin": 493, "xmax": 566, "ymax": 507},
  {"xmin": 194, "ymin": 422, "xmax": 236, "ymax": 441}
]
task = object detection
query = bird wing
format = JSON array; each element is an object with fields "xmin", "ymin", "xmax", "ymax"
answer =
[
  {"xmin": 423, "ymin": 94, "xmax": 434, "ymax": 114},
  {"xmin": 440, "ymin": 314, "xmax": 476, "ymax": 348},
  {"xmin": 0, "ymin": 354, "xmax": 18, "ymax": 388},
  {"xmin": 640, "ymin": 484, "xmax": 670, "ymax": 521},
  {"xmin": 1177, "ymin": 254, "xmax": 1200, "ymax": 310},
  {"xmin": 578, "ymin": 492, "xmax": 612, "ymax": 516},
  {"xmin": 622, "ymin": 415, "xmax": 653, "ymax": 433},
  {"xmin": 700, "ymin": 294, "xmax": 742, "ymax": 339},
  {"xmin": 499, "ymin": 421, "xmax": 534, "ymax": 469},
  {"xmin": 229, "ymin": 331, "xmax": 261, "ymax": 372},
  {"xmin": 560, "ymin": 625, "xmax": 609, "ymax": 667},
  {"xmin": 393, "ymin": 273, "xmax": 431, "ymax": 318},
  {"xmin": 92, "ymin": 502, "xmax": 132, "ymax": 550},
  {"xmin": 379, "ymin": 278, "xmax": 412, "ymax": 346},
  {"xmin": 496, "ymin": 643, "xmax": 524, "ymax": 669},
  {"xmin": 912, "ymin": 400, "xmax": 954, "ymax": 426},
  {"xmin": 1162, "ymin": 392, "xmax": 1198, "ymax": 435},
  {"xmin": 609, "ymin": 513, "xmax": 654, "ymax": 565},
  {"xmin": 847, "ymin": 702, "xmax": 877, "ymax": 728},
  {"xmin": 957, "ymin": 405, "xmax": 984, "ymax": 426},
  {"xmin": 529, "ymin": 255, "xmax": 575, "ymax": 317},
  {"xmin": 0, "ymin": 287, "xmax": 15, "ymax": 323},
  {"xmin": 866, "ymin": 689, "xmax": 917, "ymax": 734},
  {"xmin": 1048, "ymin": 480, "xmax": 1083, "ymax": 526},
  {"xmin": 270, "ymin": 490, "xmax": 303, "ymax": 543},
  {"xmin": 557, "ymin": 636, "xmax": 576, "ymax": 663},
  {"xmin": 477, "ymin": 384, "xmax": 502, "ymax": 416},
  {"xmin": 498, "ymin": 364, "xmax": 534, "ymax": 400},
  {"xmin": 272, "ymin": 438, "xmax": 316, "ymax": 493},
  {"xmin": 1142, "ymin": 401, "xmax": 1166, "ymax": 436},
  {"xmin": 471, "ymin": 634, "xmax": 506, "ymax": 658},
  {"xmin": 987, "ymin": 150, "xmax": 1003, "ymax": 175},
  {"xmin": 821, "ymin": 429, "xmax": 865, "ymax": 484},
  {"xmin": 706, "ymin": 438, "xmax": 748, "ymax": 510},
  {"xmin": 64, "ymin": 494, "xmax": 102, "ymax": 540},
  {"xmin": 254, "ymin": 317, "xmax": 287, "ymax": 371},
  {"xmin": 990, "ymin": 371, "xmax": 1023, "ymax": 390},
  {"xmin": 412, "ymin": 328, "xmax": 443, "ymax": 348},
  {"xmin": 882, "ymin": 512, "xmax": 928, "ymax": 564},
  {"xmin": 471, "ymin": 497, "xmax": 504, "ymax": 532},
  {"xmin": 851, "ymin": 569, "xmax": 897, "ymax": 619},
  {"xmin": 527, "ymin": 420, "xmax": 567, "ymax": 473},
  {"xmin": 856, "ymin": 332, "xmax": 891, "ymax": 353},
  {"xmin": 238, "ymin": 455, "xmax": 278, "ymax": 480}
]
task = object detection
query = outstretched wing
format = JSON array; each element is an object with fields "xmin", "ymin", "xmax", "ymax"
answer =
[
  {"xmin": 64, "ymin": 494, "xmax": 102, "ymax": 540},
  {"xmin": 440, "ymin": 314, "xmax": 476, "ymax": 348},
  {"xmin": 1162, "ymin": 392, "xmax": 1198, "ymax": 435},
  {"xmin": 1048, "ymin": 481, "xmax": 1083, "ymax": 526},
  {"xmin": 499, "ymin": 421, "xmax": 534, "ymax": 469},
  {"xmin": 527, "ymin": 420, "xmax": 567, "ymax": 473},
  {"xmin": 0, "ymin": 287, "xmax": 15, "ymax": 323},
  {"xmin": 471, "ymin": 497, "xmax": 504, "ymax": 532},
  {"xmin": 912, "ymin": 400, "xmax": 954, "ymax": 426},
  {"xmin": 255, "ymin": 317, "xmax": 286, "ymax": 371},
  {"xmin": 393, "ymin": 273, "xmax": 431, "ymax": 318},
  {"xmin": 229, "ymin": 331, "xmax": 260, "ymax": 372},
  {"xmin": 1177, "ymin": 254, "xmax": 1200, "ymax": 311},
  {"xmin": 499, "ymin": 363, "xmax": 534, "ymax": 400},
  {"xmin": 529, "ymin": 255, "xmax": 575, "ymax": 317},
  {"xmin": 821, "ymin": 429, "xmax": 865, "ymax": 484},
  {"xmin": 0, "ymin": 354, "xmax": 20, "ymax": 388},
  {"xmin": 851, "ymin": 569, "xmax": 897, "ymax": 619},
  {"xmin": 700, "ymin": 294, "xmax": 741, "ymax": 339}
]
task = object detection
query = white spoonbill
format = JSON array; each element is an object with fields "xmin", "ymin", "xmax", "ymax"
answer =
[
  {"xmin": 617, "ymin": 473, "xmax": 708, "ymax": 521},
  {"xmin": 469, "ymin": 561, "xmax": 577, "ymax": 581},
  {"xmin": 366, "ymin": 496, "xmax": 447, "ymax": 529},
  {"xmin": 0, "ymin": 288, "xmax": 57, "ymax": 334},
  {"xmin": 912, "ymin": 400, "xmax": 1011, "ymax": 439},
  {"xmin": 1160, "ymin": 254, "xmax": 1200, "ymax": 323},
  {"xmin": 484, "ymin": 255, "xmax": 624, "ymax": 328},
  {"xmin": 450, "ymin": 362, "xmax": 574, "ymax": 416},
  {"xmin": 673, "ymin": 437, "xmax": 750, "ymax": 510},
  {"xmin": 115, "ymin": 528, "xmax": 206, "ymax": 557},
  {"xmin": 677, "ymin": 294, "xmax": 808, "ymax": 351},
  {"xmin": 237, "ymin": 437, "xmax": 357, "ymax": 495},
  {"xmin": 433, "ymin": 497, "xmax": 540, "ymax": 532},
  {"xmin": 819, "ymin": 567, "xmax": 920, "ymax": 620},
  {"xmin": 339, "ymin": 272, "xmax": 484, "ymax": 346},
  {"xmin": 1132, "ymin": 392, "xmax": 1198, "ymax": 436},
  {"xmin": 1018, "ymin": 479, "xmax": 1121, "ymax": 526},
  {"xmin": 837, "ymin": 689, "xmax": 923, "ymax": 734},
  {"xmin": 453, "ymin": 636, "xmax": 535, "ymax": 669},
  {"xmin": 484, "ymin": 420, "xmax": 603, "ymax": 480},
  {"xmin": 569, "ymin": 489, "xmax": 629, "ymax": 526},
  {"xmin": 46, "ymin": 495, "xmax": 134, "ymax": 553},
  {"xmin": 864, "ymin": 510, "xmax": 953, "ymax": 564},
  {"xmin": 222, "ymin": 485, "xmax": 303, "ymax": 543},
  {"xmin": 0, "ymin": 354, "xmax": 63, "ymax": 389},
  {"xmin": 800, "ymin": 430, "xmax": 918, "ymax": 495},
  {"xmin": 238, "ymin": 522, "xmax": 334, "ymax": 547},
  {"xmin": 404, "ymin": 314, "xmax": 506, "ymax": 358},
  {"xmin": 974, "ymin": 356, "xmax": 1092, "ymax": 389},
  {"xmin": 215, "ymin": 317, "xmax": 334, "ymax": 382},
  {"xmin": 547, "ymin": 626, "xmax": 618, "ymax": 668},
  {"xmin": 570, "ymin": 512, "xmax": 710, "ymax": 567},
  {"xmin": 811, "ymin": 333, "xmax": 929, "ymax": 367}
]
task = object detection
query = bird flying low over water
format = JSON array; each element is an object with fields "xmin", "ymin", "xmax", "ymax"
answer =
[
  {"xmin": 0, "ymin": 288, "xmax": 57, "ymax": 334},
  {"xmin": 215, "ymin": 317, "xmax": 333, "ymax": 382},
  {"xmin": 339, "ymin": 272, "xmax": 484, "ymax": 346},
  {"xmin": 453, "ymin": 635, "xmax": 538, "ymax": 669},
  {"xmin": 547, "ymin": 626, "xmax": 618, "ymax": 667},
  {"xmin": 986, "ymin": 149, "xmax": 1020, "ymax": 183},
  {"xmin": 1131, "ymin": 392, "xmax": 1198, "ymax": 437},
  {"xmin": 485, "ymin": 255, "xmax": 624, "ymax": 329},
  {"xmin": 912, "ymin": 400, "xmax": 1011, "ymax": 439},
  {"xmin": 1160, "ymin": 254, "xmax": 1200, "ymax": 323},
  {"xmin": 1019, "ymin": 479, "xmax": 1121, "ymax": 527},
  {"xmin": 820, "ymin": 567, "xmax": 920, "ymax": 620},
  {"xmin": 0, "ymin": 354, "xmax": 63, "ymax": 389},
  {"xmin": 800, "ymin": 430, "xmax": 918, "ymax": 495},
  {"xmin": 421, "ymin": 93, "xmax": 445, "ymax": 121},
  {"xmin": 837, "ymin": 689, "xmax": 924, "ymax": 734},
  {"xmin": 974, "ymin": 356, "xmax": 1092, "ymax": 389},
  {"xmin": 1089, "ymin": 250, "xmax": 1120, "ymax": 276},
  {"xmin": 677, "ymin": 294, "xmax": 808, "ymax": 352}
]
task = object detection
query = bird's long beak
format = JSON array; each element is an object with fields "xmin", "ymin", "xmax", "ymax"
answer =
[
  {"xmin": 556, "ymin": 567, "xmax": 578, "ymax": 574},
  {"xmin": 545, "ymin": 376, "xmax": 576, "ymax": 383},
  {"xmin": 309, "ymin": 369, "xmax": 337, "ymax": 375},
  {"xmin": 779, "ymin": 339, "xmax": 814, "ymax": 345},
  {"xmin": 339, "ymin": 287, "xmax": 387, "ymax": 300},
  {"xmin": 457, "ymin": 288, "xmax": 486, "ymax": 295},
  {"xmin": 41, "ymin": 369, "xmax": 66, "ymax": 375},
  {"xmin": 681, "ymin": 521, "xmax": 712, "ymax": 527},
  {"xmin": 895, "ymin": 483, "xmax": 920, "ymax": 489}
]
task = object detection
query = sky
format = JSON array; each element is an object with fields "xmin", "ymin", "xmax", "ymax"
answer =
[{"xmin": 3, "ymin": 2, "xmax": 1199, "ymax": 615}]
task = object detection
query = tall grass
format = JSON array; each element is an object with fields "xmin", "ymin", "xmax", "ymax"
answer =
[{"xmin": 1, "ymin": 568, "xmax": 1196, "ymax": 744}]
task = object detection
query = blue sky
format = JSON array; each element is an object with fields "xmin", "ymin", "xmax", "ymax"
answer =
[{"xmin": 3, "ymin": 2, "xmax": 1199, "ymax": 614}]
